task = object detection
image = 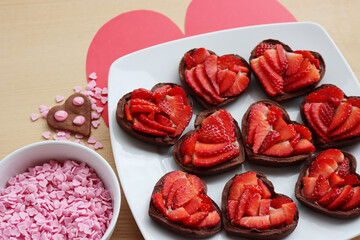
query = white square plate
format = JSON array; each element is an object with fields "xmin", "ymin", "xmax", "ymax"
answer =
[{"xmin": 108, "ymin": 22, "xmax": 360, "ymax": 240}]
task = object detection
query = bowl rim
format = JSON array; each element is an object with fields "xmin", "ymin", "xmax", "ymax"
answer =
[{"xmin": 0, "ymin": 140, "xmax": 121, "ymax": 240}]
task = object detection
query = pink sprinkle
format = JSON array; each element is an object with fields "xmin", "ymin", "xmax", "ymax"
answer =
[
  {"xmin": 88, "ymin": 145, "xmax": 94, "ymax": 150},
  {"xmin": 94, "ymin": 91, "xmax": 102, "ymax": 100},
  {"xmin": 94, "ymin": 141, "xmax": 103, "ymax": 150},
  {"xmin": 75, "ymin": 134, "xmax": 83, "ymax": 139},
  {"xmin": 41, "ymin": 110, "xmax": 49, "ymax": 119},
  {"xmin": 87, "ymin": 136, "xmax": 96, "ymax": 144},
  {"xmin": 101, "ymin": 97, "xmax": 108, "ymax": 105},
  {"xmin": 55, "ymin": 95, "xmax": 64, "ymax": 103},
  {"xmin": 57, "ymin": 131, "xmax": 66, "ymax": 137},
  {"xmin": 88, "ymin": 72, "xmax": 97, "ymax": 80},
  {"xmin": 91, "ymin": 112, "xmax": 100, "ymax": 120},
  {"xmin": 39, "ymin": 105, "xmax": 49, "ymax": 113},
  {"xmin": 96, "ymin": 107, "xmax": 104, "ymax": 113},
  {"xmin": 31, "ymin": 113, "xmax": 39, "ymax": 121},
  {"xmin": 102, "ymin": 88, "xmax": 108, "ymax": 95},
  {"xmin": 86, "ymin": 80, "xmax": 96, "ymax": 91},
  {"xmin": 90, "ymin": 98, "xmax": 97, "ymax": 105},
  {"xmin": 73, "ymin": 139, "xmax": 81, "ymax": 144},
  {"xmin": 92, "ymin": 120, "xmax": 100, "ymax": 128},
  {"xmin": 91, "ymin": 104, "xmax": 97, "ymax": 111},
  {"xmin": 73, "ymin": 86, "xmax": 82, "ymax": 93},
  {"xmin": 81, "ymin": 91, "xmax": 94, "ymax": 97},
  {"xmin": 42, "ymin": 131, "xmax": 51, "ymax": 140}
]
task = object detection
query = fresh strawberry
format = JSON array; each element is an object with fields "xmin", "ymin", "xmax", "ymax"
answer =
[
  {"xmin": 341, "ymin": 187, "xmax": 360, "ymax": 210},
  {"xmin": 211, "ymin": 109, "xmax": 236, "ymax": 141},
  {"xmin": 271, "ymin": 197, "xmax": 292, "ymax": 209},
  {"xmin": 343, "ymin": 174, "xmax": 360, "ymax": 186},
  {"xmin": 153, "ymin": 85, "xmax": 172, "ymax": 103},
  {"xmin": 252, "ymin": 121, "xmax": 271, "ymax": 154},
  {"xmin": 284, "ymin": 65, "xmax": 320, "ymax": 92},
  {"xmin": 251, "ymin": 57, "xmax": 278, "ymax": 96},
  {"xmin": 239, "ymin": 215, "xmax": 270, "ymax": 230},
  {"xmin": 289, "ymin": 133, "xmax": 300, "ymax": 147},
  {"xmin": 172, "ymin": 105, "xmax": 192, "ymax": 137},
  {"xmin": 258, "ymin": 199, "xmax": 271, "ymax": 216},
  {"xmin": 308, "ymin": 161, "xmax": 334, "ymax": 179},
  {"xmin": 327, "ymin": 185, "xmax": 354, "ymax": 210},
  {"xmin": 187, "ymin": 174, "xmax": 205, "ymax": 195},
  {"xmin": 285, "ymin": 52, "xmax": 303, "ymax": 76},
  {"xmin": 133, "ymin": 118, "xmax": 167, "ymax": 136},
  {"xmin": 302, "ymin": 177, "xmax": 317, "ymax": 199},
  {"xmin": 317, "ymin": 149, "xmax": 344, "ymax": 163},
  {"xmin": 167, "ymin": 86, "xmax": 188, "ymax": 105},
  {"xmin": 167, "ymin": 207, "xmax": 190, "ymax": 221},
  {"xmin": 230, "ymin": 64, "xmax": 249, "ymax": 74},
  {"xmin": 318, "ymin": 187, "xmax": 342, "ymax": 207},
  {"xmin": 269, "ymin": 208, "xmax": 286, "ymax": 227},
  {"xmin": 180, "ymin": 132, "xmax": 198, "ymax": 162},
  {"xmin": 307, "ymin": 85, "xmax": 344, "ymax": 106},
  {"xmin": 293, "ymin": 50, "xmax": 320, "ymax": 69},
  {"xmin": 197, "ymin": 211, "xmax": 221, "ymax": 228},
  {"xmin": 217, "ymin": 69, "xmax": 236, "ymax": 94},
  {"xmin": 130, "ymin": 103, "xmax": 161, "ymax": 114},
  {"xmin": 192, "ymin": 148, "xmax": 239, "ymax": 167},
  {"xmin": 185, "ymin": 53, "xmax": 197, "ymax": 69},
  {"xmin": 309, "ymin": 103, "xmax": 329, "ymax": 137},
  {"xmin": 221, "ymin": 72, "xmax": 249, "ymax": 97},
  {"xmin": 264, "ymin": 49, "xmax": 282, "ymax": 74},
  {"xmin": 333, "ymin": 122, "xmax": 360, "ymax": 141},
  {"xmin": 204, "ymin": 55, "xmax": 219, "ymax": 94},
  {"xmin": 319, "ymin": 102, "xmax": 335, "ymax": 127},
  {"xmin": 281, "ymin": 202, "xmax": 296, "ymax": 225},
  {"xmin": 312, "ymin": 175, "xmax": 331, "ymax": 201},
  {"xmin": 283, "ymin": 59, "xmax": 312, "ymax": 85},
  {"xmin": 255, "ymin": 43, "xmax": 274, "ymax": 57},
  {"xmin": 191, "ymin": 48, "xmax": 210, "ymax": 64},
  {"xmin": 155, "ymin": 114, "xmax": 174, "ymax": 128},
  {"xmin": 263, "ymin": 141, "xmax": 294, "ymax": 157},
  {"xmin": 194, "ymin": 142, "xmax": 237, "ymax": 157},
  {"xmin": 159, "ymin": 95, "xmax": 185, "ymax": 126},
  {"xmin": 228, "ymin": 172, "xmax": 258, "ymax": 201},
  {"xmin": 244, "ymin": 184, "xmax": 263, "ymax": 195},
  {"xmin": 329, "ymin": 172, "xmax": 345, "ymax": 188},
  {"xmin": 258, "ymin": 179, "xmax": 272, "ymax": 199},
  {"xmin": 185, "ymin": 68, "xmax": 215, "ymax": 104},
  {"xmin": 197, "ymin": 123, "xmax": 229, "ymax": 143},
  {"xmin": 245, "ymin": 193, "xmax": 261, "ymax": 216},
  {"xmin": 227, "ymin": 200, "xmax": 238, "ymax": 221},
  {"xmin": 347, "ymin": 98, "xmax": 360, "ymax": 108},
  {"xmin": 267, "ymin": 106, "xmax": 283, "ymax": 123},
  {"xmin": 217, "ymin": 55, "xmax": 244, "ymax": 70},
  {"xmin": 259, "ymin": 55, "xmax": 284, "ymax": 94},
  {"xmin": 182, "ymin": 211, "xmax": 208, "ymax": 227},
  {"xmin": 338, "ymin": 157, "xmax": 351, "ymax": 178},
  {"xmin": 275, "ymin": 44, "xmax": 288, "ymax": 74},
  {"xmin": 184, "ymin": 196, "xmax": 202, "ymax": 214},
  {"xmin": 314, "ymin": 156, "xmax": 338, "ymax": 171},
  {"xmin": 330, "ymin": 107, "xmax": 360, "ymax": 137},
  {"xmin": 247, "ymin": 103, "xmax": 269, "ymax": 145},
  {"xmin": 165, "ymin": 177, "xmax": 188, "ymax": 208},
  {"xmin": 303, "ymin": 103, "xmax": 331, "ymax": 142},
  {"xmin": 173, "ymin": 184, "xmax": 196, "ymax": 208},
  {"xmin": 327, "ymin": 102, "xmax": 352, "ymax": 131},
  {"xmin": 195, "ymin": 64, "xmax": 222, "ymax": 103},
  {"xmin": 152, "ymin": 193, "xmax": 167, "ymax": 216},
  {"xmin": 161, "ymin": 170, "xmax": 186, "ymax": 198},
  {"xmin": 124, "ymin": 105, "xmax": 132, "ymax": 122},
  {"xmin": 293, "ymin": 139, "xmax": 315, "ymax": 154},
  {"xmin": 258, "ymin": 131, "xmax": 281, "ymax": 154},
  {"xmin": 234, "ymin": 188, "xmax": 252, "ymax": 222},
  {"xmin": 138, "ymin": 114, "xmax": 176, "ymax": 134},
  {"xmin": 305, "ymin": 92, "xmax": 328, "ymax": 104},
  {"xmin": 198, "ymin": 194, "xmax": 215, "ymax": 212},
  {"xmin": 131, "ymin": 88, "xmax": 154, "ymax": 101},
  {"xmin": 272, "ymin": 117, "xmax": 296, "ymax": 141}
]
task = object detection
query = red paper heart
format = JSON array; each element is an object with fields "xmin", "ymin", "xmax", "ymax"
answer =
[{"xmin": 86, "ymin": 0, "xmax": 296, "ymax": 126}]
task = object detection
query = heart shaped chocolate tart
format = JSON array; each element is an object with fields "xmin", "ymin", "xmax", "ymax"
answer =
[
  {"xmin": 300, "ymin": 84, "xmax": 360, "ymax": 149},
  {"xmin": 249, "ymin": 39, "xmax": 325, "ymax": 101},
  {"xmin": 179, "ymin": 48, "xmax": 250, "ymax": 109},
  {"xmin": 222, "ymin": 171, "xmax": 299, "ymax": 239},
  {"xmin": 116, "ymin": 83, "xmax": 193, "ymax": 146},
  {"xmin": 242, "ymin": 100, "xmax": 316, "ymax": 167},
  {"xmin": 47, "ymin": 93, "xmax": 92, "ymax": 137},
  {"xmin": 149, "ymin": 170, "xmax": 222, "ymax": 238},
  {"xmin": 173, "ymin": 108, "xmax": 245, "ymax": 175},
  {"xmin": 295, "ymin": 149, "xmax": 360, "ymax": 218}
]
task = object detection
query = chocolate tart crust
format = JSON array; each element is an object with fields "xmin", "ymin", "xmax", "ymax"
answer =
[
  {"xmin": 300, "ymin": 83, "xmax": 360, "ymax": 149},
  {"xmin": 148, "ymin": 171, "xmax": 222, "ymax": 238},
  {"xmin": 295, "ymin": 150, "xmax": 360, "ymax": 218},
  {"xmin": 116, "ymin": 83, "xmax": 193, "ymax": 146},
  {"xmin": 221, "ymin": 172, "xmax": 299, "ymax": 240},
  {"xmin": 249, "ymin": 39, "xmax": 326, "ymax": 102},
  {"xmin": 173, "ymin": 108, "xmax": 245, "ymax": 175},
  {"xmin": 179, "ymin": 48, "xmax": 251, "ymax": 109},
  {"xmin": 241, "ymin": 100, "xmax": 314, "ymax": 167}
]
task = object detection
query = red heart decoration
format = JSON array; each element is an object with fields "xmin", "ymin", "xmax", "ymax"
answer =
[{"xmin": 86, "ymin": 0, "xmax": 296, "ymax": 126}]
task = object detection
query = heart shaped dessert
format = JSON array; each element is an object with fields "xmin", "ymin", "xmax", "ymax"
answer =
[
  {"xmin": 149, "ymin": 170, "xmax": 222, "ymax": 238},
  {"xmin": 173, "ymin": 109, "xmax": 245, "ymax": 175},
  {"xmin": 116, "ymin": 83, "xmax": 193, "ymax": 146},
  {"xmin": 295, "ymin": 149, "xmax": 360, "ymax": 218},
  {"xmin": 242, "ymin": 100, "xmax": 315, "ymax": 166},
  {"xmin": 47, "ymin": 93, "xmax": 92, "ymax": 137},
  {"xmin": 249, "ymin": 39, "xmax": 325, "ymax": 101},
  {"xmin": 300, "ymin": 84, "xmax": 360, "ymax": 149},
  {"xmin": 222, "ymin": 171, "xmax": 299, "ymax": 239},
  {"xmin": 179, "ymin": 48, "xmax": 250, "ymax": 108}
]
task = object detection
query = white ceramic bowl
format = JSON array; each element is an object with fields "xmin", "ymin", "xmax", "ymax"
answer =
[{"xmin": 0, "ymin": 141, "xmax": 121, "ymax": 240}]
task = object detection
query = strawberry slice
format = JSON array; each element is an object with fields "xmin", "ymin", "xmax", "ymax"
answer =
[
  {"xmin": 338, "ymin": 157, "xmax": 351, "ymax": 178},
  {"xmin": 258, "ymin": 131, "xmax": 281, "ymax": 154},
  {"xmin": 328, "ymin": 102, "xmax": 352, "ymax": 132},
  {"xmin": 131, "ymin": 103, "xmax": 161, "ymax": 114},
  {"xmin": 159, "ymin": 95, "xmax": 185, "ymax": 126},
  {"xmin": 269, "ymin": 208, "xmax": 286, "ymax": 227},
  {"xmin": 234, "ymin": 188, "xmax": 252, "ymax": 222},
  {"xmin": 343, "ymin": 174, "xmax": 360, "ymax": 186},
  {"xmin": 255, "ymin": 43, "xmax": 274, "ymax": 57},
  {"xmin": 312, "ymin": 175, "xmax": 331, "ymax": 201},
  {"xmin": 153, "ymin": 85, "xmax": 172, "ymax": 103},
  {"xmin": 308, "ymin": 161, "xmax": 334, "ymax": 179},
  {"xmin": 239, "ymin": 215, "xmax": 270, "ymax": 230},
  {"xmin": 259, "ymin": 55, "xmax": 284, "ymax": 94},
  {"xmin": 173, "ymin": 184, "xmax": 196, "ymax": 208},
  {"xmin": 180, "ymin": 132, "xmax": 198, "ymax": 164},
  {"xmin": 124, "ymin": 105, "xmax": 132, "ymax": 122},
  {"xmin": 161, "ymin": 170, "xmax": 186, "ymax": 198},
  {"xmin": 293, "ymin": 139, "xmax": 315, "ymax": 154},
  {"xmin": 192, "ymin": 148, "xmax": 239, "ymax": 167},
  {"xmin": 212, "ymin": 109, "xmax": 236, "ymax": 142},
  {"xmin": 305, "ymin": 92, "xmax": 328, "ymax": 104},
  {"xmin": 259, "ymin": 199, "xmax": 271, "ymax": 216},
  {"xmin": 318, "ymin": 187, "xmax": 342, "ymax": 207},
  {"xmin": 302, "ymin": 177, "xmax": 317, "ymax": 199},
  {"xmin": 195, "ymin": 64, "xmax": 222, "ymax": 103},
  {"xmin": 182, "ymin": 211, "xmax": 208, "ymax": 227},
  {"xmin": 155, "ymin": 114, "xmax": 174, "ymax": 128},
  {"xmin": 228, "ymin": 172, "xmax": 258, "ymax": 201},
  {"xmin": 348, "ymin": 98, "xmax": 360, "ymax": 108},
  {"xmin": 217, "ymin": 69, "xmax": 236, "ymax": 94},
  {"xmin": 303, "ymin": 103, "xmax": 331, "ymax": 142},
  {"xmin": 341, "ymin": 186, "xmax": 360, "ymax": 210},
  {"xmin": 167, "ymin": 86, "xmax": 188, "ymax": 105},
  {"xmin": 227, "ymin": 200, "xmax": 238, "ymax": 221},
  {"xmin": 283, "ymin": 59, "xmax": 312, "ymax": 85},
  {"xmin": 217, "ymin": 55, "xmax": 244, "ymax": 70},
  {"xmin": 284, "ymin": 65, "xmax": 320, "ymax": 93},
  {"xmin": 221, "ymin": 72, "xmax": 249, "ymax": 97},
  {"xmin": 281, "ymin": 202, "xmax": 296, "ymax": 225},
  {"xmin": 171, "ymin": 105, "xmax": 192, "ymax": 137},
  {"xmin": 264, "ymin": 49, "xmax": 282, "ymax": 74},
  {"xmin": 251, "ymin": 57, "xmax": 278, "ymax": 96},
  {"xmin": 185, "ymin": 53, "xmax": 197, "ymax": 69},
  {"xmin": 133, "ymin": 118, "xmax": 167, "ymax": 136},
  {"xmin": 204, "ymin": 55, "xmax": 218, "ymax": 94},
  {"xmin": 285, "ymin": 52, "xmax": 303, "ymax": 76},
  {"xmin": 330, "ymin": 107, "xmax": 360, "ymax": 137},
  {"xmin": 131, "ymin": 88, "xmax": 154, "ymax": 101},
  {"xmin": 184, "ymin": 196, "xmax": 202, "ymax": 214},
  {"xmin": 194, "ymin": 142, "xmax": 237, "ymax": 157},
  {"xmin": 138, "ymin": 114, "xmax": 176, "ymax": 134},
  {"xmin": 252, "ymin": 121, "xmax": 271, "ymax": 154},
  {"xmin": 333, "ymin": 121, "xmax": 360, "ymax": 141},
  {"xmin": 329, "ymin": 172, "xmax": 345, "ymax": 188},
  {"xmin": 290, "ymin": 133, "xmax": 301, "ymax": 147},
  {"xmin": 309, "ymin": 103, "xmax": 329, "ymax": 137},
  {"xmin": 313, "ymin": 156, "xmax": 338, "ymax": 171},
  {"xmin": 275, "ymin": 44, "xmax": 288, "ymax": 74},
  {"xmin": 245, "ymin": 193, "xmax": 261, "ymax": 216},
  {"xmin": 165, "ymin": 177, "xmax": 189, "ymax": 208},
  {"xmin": 258, "ymin": 179, "xmax": 272, "ymax": 199},
  {"xmin": 319, "ymin": 102, "xmax": 335, "ymax": 127},
  {"xmin": 294, "ymin": 124, "xmax": 312, "ymax": 140},
  {"xmin": 198, "ymin": 194, "xmax": 215, "ymax": 212},
  {"xmin": 317, "ymin": 149, "xmax": 344, "ymax": 164},
  {"xmin": 167, "ymin": 207, "xmax": 190, "ymax": 222},
  {"xmin": 247, "ymin": 103, "xmax": 269, "ymax": 145},
  {"xmin": 187, "ymin": 174, "xmax": 205, "ymax": 196},
  {"xmin": 272, "ymin": 117, "xmax": 296, "ymax": 141},
  {"xmin": 293, "ymin": 50, "xmax": 320, "ymax": 69},
  {"xmin": 191, "ymin": 48, "xmax": 210, "ymax": 64},
  {"xmin": 197, "ymin": 210, "xmax": 221, "ymax": 228},
  {"xmin": 197, "ymin": 120, "xmax": 229, "ymax": 143},
  {"xmin": 263, "ymin": 141, "xmax": 294, "ymax": 157},
  {"xmin": 185, "ymin": 68, "xmax": 215, "ymax": 105},
  {"xmin": 327, "ymin": 185, "xmax": 354, "ymax": 210},
  {"xmin": 271, "ymin": 197, "xmax": 292, "ymax": 209},
  {"xmin": 152, "ymin": 193, "xmax": 167, "ymax": 216},
  {"xmin": 309, "ymin": 85, "xmax": 344, "ymax": 106}
]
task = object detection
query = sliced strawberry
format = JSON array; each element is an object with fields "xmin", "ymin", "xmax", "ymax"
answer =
[
  {"xmin": 187, "ymin": 174, "xmax": 205, "ymax": 196},
  {"xmin": 293, "ymin": 50, "xmax": 320, "ymax": 69},
  {"xmin": 183, "ymin": 196, "xmax": 202, "ymax": 214},
  {"xmin": 173, "ymin": 184, "xmax": 196, "ymax": 208},
  {"xmin": 275, "ymin": 44, "xmax": 288, "ymax": 74},
  {"xmin": 341, "ymin": 186, "xmax": 360, "ymax": 210},
  {"xmin": 327, "ymin": 185, "xmax": 354, "ymax": 210},
  {"xmin": 204, "ymin": 55, "xmax": 219, "ymax": 94},
  {"xmin": 133, "ymin": 118, "xmax": 167, "ymax": 136},
  {"xmin": 317, "ymin": 149, "xmax": 344, "ymax": 164},
  {"xmin": 130, "ymin": 103, "xmax": 161, "ymax": 114},
  {"xmin": 343, "ymin": 174, "xmax": 360, "ymax": 186},
  {"xmin": 217, "ymin": 55, "xmax": 244, "ymax": 70},
  {"xmin": 159, "ymin": 95, "xmax": 184, "ymax": 126},
  {"xmin": 259, "ymin": 199, "xmax": 271, "ymax": 216},
  {"xmin": 212, "ymin": 109, "xmax": 236, "ymax": 142},
  {"xmin": 308, "ymin": 161, "xmax": 334, "ymax": 179},
  {"xmin": 293, "ymin": 139, "xmax": 315, "ymax": 154},
  {"xmin": 318, "ymin": 187, "xmax": 342, "ymax": 207},
  {"xmin": 281, "ymin": 202, "xmax": 296, "ymax": 225},
  {"xmin": 239, "ymin": 215, "xmax": 270, "ymax": 230},
  {"xmin": 167, "ymin": 207, "xmax": 190, "ymax": 222},
  {"xmin": 165, "ymin": 177, "xmax": 188, "ymax": 208},
  {"xmin": 197, "ymin": 210, "xmax": 220, "ymax": 228},
  {"xmin": 185, "ymin": 68, "xmax": 216, "ymax": 105},
  {"xmin": 217, "ymin": 69, "xmax": 236, "ymax": 94},
  {"xmin": 309, "ymin": 103, "xmax": 329, "ymax": 137},
  {"xmin": 167, "ymin": 86, "xmax": 188, "ymax": 105},
  {"xmin": 147, "ymin": 112, "xmax": 155, "ymax": 121},
  {"xmin": 348, "ymin": 98, "xmax": 360, "ymax": 108},
  {"xmin": 192, "ymin": 148, "xmax": 239, "ymax": 167},
  {"xmin": 228, "ymin": 172, "xmax": 258, "ymax": 201},
  {"xmin": 319, "ymin": 102, "xmax": 335, "ymax": 127},
  {"xmin": 305, "ymin": 92, "xmax": 328, "ymax": 104},
  {"xmin": 255, "ymin": 43, "xmax": 274, "ymax": 57},
  {"xmin": 284, "ymin": 65, "xmax": 320, "ymax": 92},
  {"xmin": 195, "ymin": 64, "xmax": 222, "ymax": 103},
  {"xmin": 312, "ymin": 175, "xmax": 331, "ymax": 201},
  {"xmin": 329, "ymin": 172, "xmax": 345, "ymax": 188},
  {"xmin": 138, "ymin": 114, "xmax": 176, "ymax": 134},
  {"xmin": 180, "ymin": 132, "xmax": 198, "ymax": 161},
  {"xmin": 290, "ymin": 133, "xmax": 301, "ymax": 147},
  {"xmin": 191, "ymin": 48, "xmax": 210, "ymax": 64},
  {"xmin": 252, "ymin": 121, "xmax": 271, "ymax": 154},
  {"xmin": 221, "ymin": 72, "xmax": 249, "ymax": 97},
  {"xmin": 314, "ymin": 156, "xmax": 338, "ymax": 171},
  {"xmin": 330, "ymin": 107, "xmax": 360, "ymax": 137},
  {"xmin": 258, "ymin": 131, "xmax": 281, "ymax": 154},
  {"xmin": 234, "ymin": 188, "xmax": 252, "ymax": 222},
  {"xmin": 338, "ymin": 157, "xmax": 351, "ymax": 178},
  {"xmin": 269, "ymin": 208, "xmax": 286, "ymax": 227},
  {"xmin": 152, "ymin": 193, "xmax": 167, "ymax": 216},
  {"xmin": 333, "ymin": 121, "xmax": 360, "ymax": 141},
  {"xmin": 197, "ymin": 124, "xmax": 229, "ymax": 143},
  {"xmin": 194, "ymin": 142, "xmax": 237, "ymax": 157},
  {"xmin": 124, "ymin": 105, "xmax": 132, "ymax": 122},
  {"xmin": 259, "ymin": 55, "xmax": 284, "ymax": 94},
  {"xmin": 155, "ymin": 114, "xmax": 174, "ymax": 128},
  {"xmin": 303, "ymin": 103, "xmax": 331, "ymax": 142},
  {"xmin": 230, "ymin": 64, "xmax": 249, "ymax": 73},
  {"xmin": 302, "ymin": 177, "xmax": 317, "ymax": 199},
  {"xmin": 258, "ymin": 179, "xmax": 272, "ymax": 199},
  {"xmin": 263, "ymin": 141, "xmax": 294, "ymax": 157},
  {"xmin": 171, "ymin": 105, "xmax": 192, "ymax": 137},
  {"xmin": 198, "ymin": 194, "xmax": 215, "ymax": 212},
  {"xmin": 153, "ymin": 85, "xmax": 172, "ymax": 103},
  {"xmin": 251, "ymin": 57, "xmax": 278, "ymax": 96},
  {"xmin": 271, "ymin": 197, "xmax": 292, "ymax": 209},
  {"xmin": 308, "ymin": 85, "xmax": 344, "ymax": 105},
  {"xmin": 161, "ymin": 170, "xmax": 186, "ymax": 198},
  {"xmin": 264, "ymin": 49, "xmax": 282, "ymax": 74},
  {"xmin": 185, "ymin": 53, "xmax": 197, "ymax": 69},
  {"xmin": 328, "ymin": 102, "xmax": 352, "ymax": 132},
  {"xmin": 182, "ymin": 211, "xmax": 208, "ymax": 227},
  {"xmin": 283, "ymin": 59, "xmax": 312, "ymax": 85},
  {"xmin": 247, "ymin": 103, "xmax": 269, "ymax": 145},
  {"xmin": 272, "ymin": 117, "xmax": 296, "ymax": 141},
  {"xmin": 131, "ymin": 88, "xmax": 154, "ymax": 101},
  {"xmin": 244, "ymin": 184, "xmax": 263, "ymax": 195},
  {"xmin": 227, "ymin": 200, "xmax": 238, "ymax": 221},
  {"xmin": 285, "ymin": 52, "xmax": 303, "ymax": 76},
  {"xmin": 245, "ymin": 193, "xmax": 261, "ymax": 216}
]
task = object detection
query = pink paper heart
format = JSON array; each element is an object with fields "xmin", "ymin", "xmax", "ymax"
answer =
[
  {"xmin": 55, "ymin": 95, "xmax": 64, "ymax": 103},
  {"xmin": 42, "ymin": 131, "xmax": 51, "ymax": 140},
  {"xmin": 30, "ymin": 113, "xmax": 39, "ymax": 121},
  {"xmin": 86, "ymin": 0, "xmax": 296, "ymax": 126}
]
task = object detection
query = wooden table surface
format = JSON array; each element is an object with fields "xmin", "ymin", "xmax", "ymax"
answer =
[{"xmin": 1, "ymin": 0, "xmax": 359, "ymax": 239}]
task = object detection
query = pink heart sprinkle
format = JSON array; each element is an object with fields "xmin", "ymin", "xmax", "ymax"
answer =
[
  {"xmin": 39, "ymin": 105, "xmax": 49, "ymax": 113},
  {"xmin": 101, "ymin": 96, "xmax": 108, "ymax": 105},
  {"xmin": 87, "ymin": 136, "xmax": 96, "ymax": 144},
  {"xmin": 88, "ymin": 72, "xmax": 97, "ymax": 80},
  {"xmin": 75, "ymin": 134, "xmax": 84, "ymax": 139},
  {"xmin": 91, "ymin": 112, "xmax": 100, "ymax": 120},
  {"xmin": 30, "ymin": 113, "xmax": 39, "ymax": 121},
  {"xmin": 96, "ymin": 107, "xmax": 104, "ymax": 113},
  {"xmin": 88, "ymin": 144, "xmax": 94, "ymax": 150},
  {"xmin": 86, "ymin": 80, "xmax": 97, "ymax": 91},
  {"xmin": 94, "ymin": 91, "xmax": 102, "ymax": 100},
  {"xmin": 55, "ymin": 95, "xmax": 64, "ymax": 103},
  {"xmin": 92, "ymin": 120, "xmax": 100, "ymax": 128},
  {"xmin": 102, "ymin": 88, "xmax": 108, "ymax": 95},
  {"xmin": 42, "ymin": 131, "xmax": 51, "ymax": 140},
  {"xmin": 94, "ymin": 141, "xmax": 103, "ymax": 150},
  {"xmin": 73, "ymin": 86, "xmax": 82, "ymax": 93}
]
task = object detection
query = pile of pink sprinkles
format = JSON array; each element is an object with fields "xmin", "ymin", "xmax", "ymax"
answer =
[{"xmin": 0, "ymin": 159, "xmax": 113, "ymax": 239}]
